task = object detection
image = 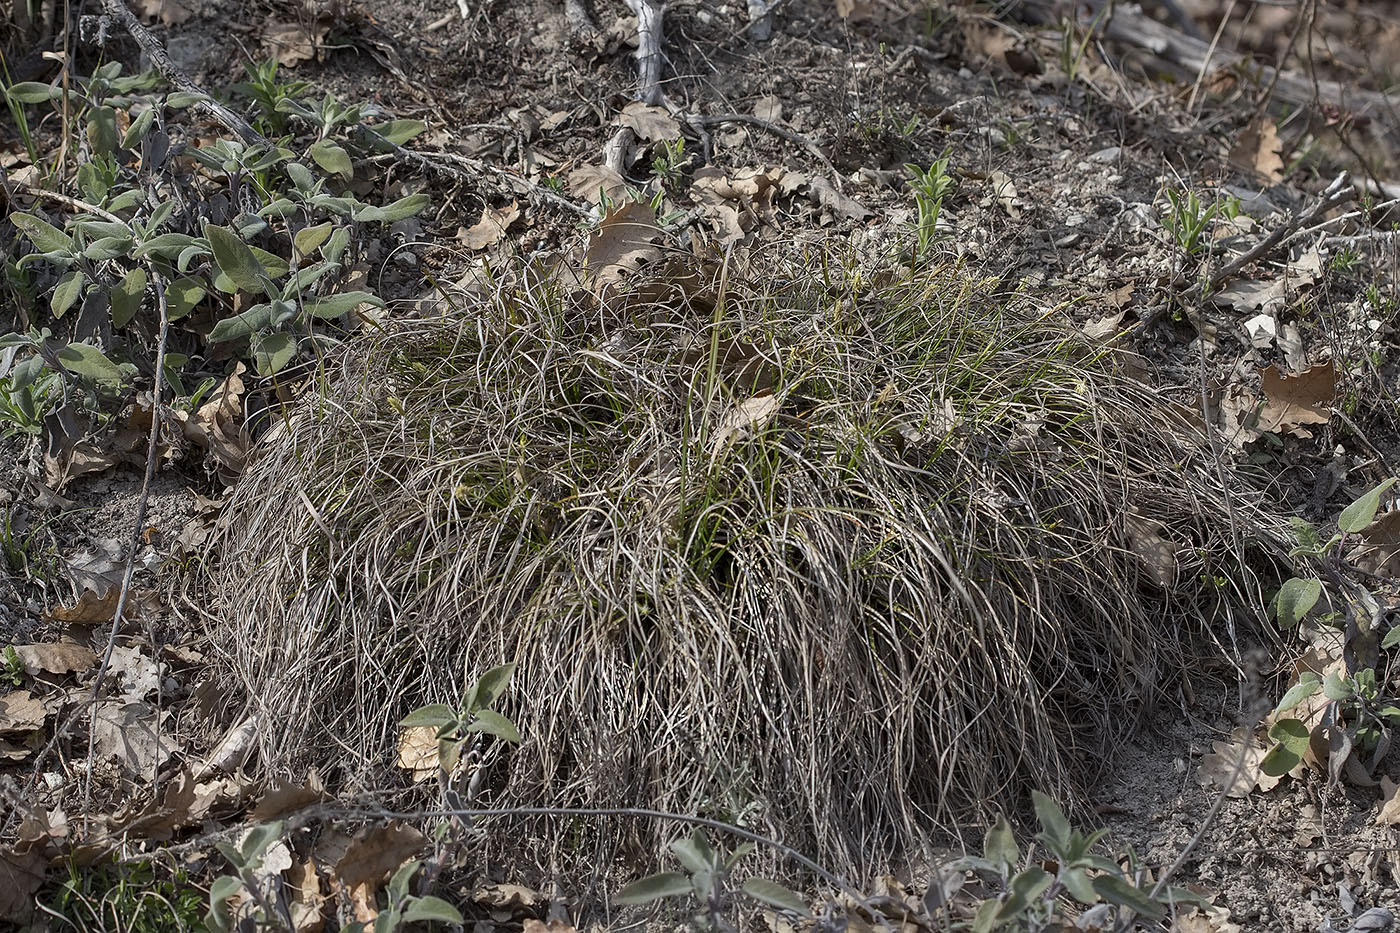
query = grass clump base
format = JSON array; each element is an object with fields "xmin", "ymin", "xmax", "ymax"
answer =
[{"xmin": 200, "ymin": 250, "xmax": 1274, "ymax": 876}]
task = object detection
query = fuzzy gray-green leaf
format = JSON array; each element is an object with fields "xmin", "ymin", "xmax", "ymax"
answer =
[
  {"xmin": 205, "ymin": 224, "xmax": 268, "ymax": 293},
  {"xmin": 742, "ymin": 878, "xmax": 808, "ymax": 915},
  {"xmin": 614, "ymin": 872, "xmax": 693, "ymax": 905},
  {"xmin": 1339, "ymin": 479, "xmax": 1396, "ymax": 534}
]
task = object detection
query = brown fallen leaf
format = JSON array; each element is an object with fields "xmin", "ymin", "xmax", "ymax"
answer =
[
  {"xmin": 0, "ymin": 845, "xmax": 47, "ymax": 926},
  {"xmin": 458, "ymin": 201, "xmax": 521, "ymax": 251},
  {"xmin": 987, "ymin": 170, "xmax": 1021, "ymax": 219},
  {"xmin": 617, "ymin": 101, "xmax": 681, "ymax": 142},
  {"xmin": 1122, "ymin": 512, "xmax": 1178, "ymax": 588},
  {"xmin": 0, "ymin": 692, "xmax": 45, "ymax": 734},
  {"xmin": 1197, "ymin": 728, "xmax": 1279, "ymax": 797},
  {"xmin": 752, "ymin": 96, "xmax": 783, "ymax": 123},
  {"xmin": 1351, "ymin": 510, "xmax": 1400, "ymax": 576},
  {"xmin": 333, "ymin": 822, "xmax": 426, "ymax": 924},
  {"xmin": 288, "ymin": 856, "xmax": 328, "ymax": 933},
  {"xmin": 779, "ymin": 172, "xmax": 870, "ymax": 222},
  {"xmin": 176, "ymin": 364, "xmax": 248, "ymax": 484},
  {"xmin": 1377, "ymin": 776, "xmax": 1400, "ymax": 826},
  {"xmin": 264, "ymin": 15, "xmax": 329, "ymax": 68},
  {"xmin": 582, "ymin": 200, "xmax": 663, "ymax": 287},
  {"xmin": 133, "ymin": 0, "xmax": 192, "ymax": 26},
  {"xmin": 250, "ymin": 770, "xmax": 327, "ymax": 821},
  {"xmin": 711, "ymin": 392, "xmax": 783, "ymax": 460},
  {"xmin": 1229, "ymin": 116, "xmax": 1284, "ymax": 183},
  {"xmin": 93, "ymin": 701, "xmax": 174, "ymax": 778},
  {"xmin": 474, "ymin": 882, "xmax": 540, "ymax": 909},
  {"xmin": 396, "ymin": 726, "xmax": 440, "ymax": 782},
  {"xmin": 1256, "ymin": 361, "xmax": 1334, "ymax": 435},
  {"xmin": 45, "ymin": 587, "xmax": 120, "ymax": 625},
  {"xmin": 13, "ymin": 643, "xmax": 97, "ymax": 676},
  {"xmin": 567, "ymin": 163, "xmax": 627, "ymax": 205}
]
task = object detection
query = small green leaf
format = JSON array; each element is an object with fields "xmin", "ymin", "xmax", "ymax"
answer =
[
  {"xmin": 996, "ymin": 866, "xmax": 1052, "ymax": 920},
  {"xmin": 1339, "ymin": 479, "xmax": 1396, "ymax": 533},
  {"xmin": 1059, "ymin": 866, "xmax": 1097, "ymax": 904},
  {"xmin": 399, "ymin": 704, "xmax": 458, "ymax": 728},
  {"xmin": 87, "ymin": 106, "xmax": 119, "ymax": 156},
  {"xmin": 1031, "ymin": 791, "xmax": 1071, "ymax": 852},
  {"xmin": 252, "ymin": 332, "xmax": 297, "ymax": 375},
  {"xmin": 982, "ymin": 815, "xmax": 1017, "ymax": 874},
  {"xmin": 249, "ymin": 246, "xmax": 290, "ymax": 279},
  {"xmin": 1273, "ymin": 577, "xmax": 1322, "ymax": 627},
  {"xmin": 83, "ymin": 236, "xmax": 134, "ymax": 261},
  {"xmin": 294, "ymin": 223, "xmax": 335, "ymax": 258},
  {"xmin": 401, "ymin": 896, "xmax": 464, "ymax": 925},
  {"xmin": 134, "ymin": 232, "xmax": 198, "ymax": 259},
  {"xmin": 205, "ymin": 223, "xmax": 268, "ymax": 293},
  {"xmin": 55, "ymin": 342, "xmax": 124, "ymax": 384},
  {"xmin": 240, "ymin": 820, "xmax": 285, "ymax": 863},
  {"xmin": 10, "ymin": 211, "xmax": 72, "ymax": 253},
  {"xmin": 110, "ymin": 267, "xmax": 148, "ymax": 327},
  {"xmin": 207, "ymin": 304, "xmax": 274, "ymax": 343},
  {"xmin": 614, "ymin": 872, "xmax": 693, "ymax": 905},
  {"xmin": 1091, "ymin": 875, "xmax": 1165, "ymax": 921},
  {"xmin": 323, "ymin": 226, "xmax": 351, "ymax": 263},
  {"xmin": 741, "ymin": 878, "xmax": 808, "ymax": 915},
  {"xmin": 309, "ymin": 139, "xmax": 353, "ymax": 179},
  {"xmin": 6, "ymin": 81, "xmax": 59, "ymax": 104},
  {"xmin": 286, "ymin": 162, "xmax": 317, "ymax": 193},
  {"xmin": 378, "ymin": 192, "xmax": 431, "ymax": 222},
  {"xmin": 472, "ymin": 662, "xmax": 517, "ymax": 710},
  {"xmin": 166, "ymin": 90, "xmax": 209, "ymax": 108},
  {"xmin": 121, "ymin": 107, "xmax": 158, "ymax": 149},
  {"xmin": 1322, "ymin": 671, "xmax": 1353, "ymax": 701},
  {"xmin": 1259, "ymin": 717, "xmax": 1310, "ymax": 777},
  {"xmin": 165, "ymin": 277, "xmax": 207, "ymax": 320},
  {"xmin": 373, "ymin": 119, "xmax": 428, "ymax": 145},
  {"xmin": 51, "ymin": 271, "xmax": 86, "ymax": 318},
  {"xmin": 302, "ymin": 290, "xmax": 382, "ymax": 320},
  {"xmin": 669, "ymin": 830, "xmax": 716, "ymax": 875},
  {"xmin": 1275, "ymin": 673, "xmax": 1321, "ymax": 714},
  {"xmin": 464, "ymin": 709, "xmax": 521, "ymax": 744},
  {"xmin": 1383, "ymin": 625, "xmax": 1400, "ymax": 650}
]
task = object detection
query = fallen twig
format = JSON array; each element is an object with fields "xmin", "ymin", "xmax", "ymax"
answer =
[
  {"xmin": 97, "ymin": 0, "xmax": 266, "ymax": 147},
  {"xmin": 1135, "ymin": 172, "xmax": 1353, "ymax": 332},
  {"xmin": 689, "ymin": 112, "xmax": 840, "ymax": 186}
]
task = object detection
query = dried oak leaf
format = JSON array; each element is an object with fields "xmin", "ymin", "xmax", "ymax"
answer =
[
  {"xmin": 396, "ymin": 726, "xmax": 440, "ymax": 782},
  {"xmin": 1229, "ymin": 117, "xmax": 1284, "ymax": 183},
  {"xmin": 582, "ymin": 200, "xmax": 663, "ymax": 286},
  {"xmin": 1375, "ymin": 776, "xmax": 1400, "ymax": 826},
  {"xmin": 1197, "ymin": 728, "xmax": 1279, "ymax": 797},
  {"xmin": 333, "ymin": 822, "xmax": 426, "ymax": 923},
  {"xmin": 617, "ymin": 102, "xmax": 681, "ymax": 142},
  {"xmin": 13, "ymin": 643, "xmax": 97, "ymax": 676},
  {"xmin": 0, "ymin": 691, "xmax": 45, "ymax": 733},
  {"xmin": 458, "ymin": 201, "xmax": 521, "ymax": 251},
  {"xmin": 0, "ymin": 845, "xmax": 47, "ymax": 925},
  {"xmin": 1256, "ymin": 361, "xmax": 1335, "ymax": 436},
  {"xmin": 1350, "ymin": 509, "xmax": 1400, "ymax": 577},
  {"xmin": 176, "ymin": 364, "xmax": 248, "ymax": 484},
  {"xmin": 567, "ymin": 163, "xmax": 627, "ymax": 204},
  {"xmin": 133, "ymin": 0, "xmax": 192, "ymax": 26},
  {"xmin": 250, "ymin": 770, "xmax": 327, "ymax": 822}
]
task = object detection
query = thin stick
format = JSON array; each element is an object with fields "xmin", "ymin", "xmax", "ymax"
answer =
[
  {"xmin": 690, "ymin": 113, "xmax": 840, "ymax": 185},
  {"xmin": 98, "ymin": 0, "xmax": 266, "ymax": 146},
  {"xmin": 82, "ymin": 270, "xmax": 171, "ymax": 825}
]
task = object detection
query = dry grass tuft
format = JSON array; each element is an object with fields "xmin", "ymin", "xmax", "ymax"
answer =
[{"xmin": 201, "ymin": 251, "xmax": 1279, "ymax": 874}]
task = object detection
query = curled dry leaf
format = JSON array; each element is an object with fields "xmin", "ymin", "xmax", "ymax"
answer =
[
  {"xmin": 691, "ymin": 165, "xmax": 785, "ymax": 244},
  {"xmin": 264, "ymin": 15, "xmax": 329, "ymax": 68},
  {"xmin": 288, "ymin": 857, "xmax": 327, "ymax": 933},
  {"xmin": 197, "ymin": 713, "xmax": 262, "ymax": 777},
  {"xmin": 779, "ymin": 172, "xmax": 870, "ymax": 222},
  {"xmin": 987, "ymin": 170, "xmax": 1021, "ymax": 219},
  {"xmin": 522, "ymin": 921, "xmax": 579, "ymax": 933},
  {"xmin": 93, "ymin": 701, "xmax": 174, "ymax": 778},
  {"xmin": 1377, "ymin": 777, "xmax": 1400, "ymax": 826},
  {"xmin": 0, "ymin": 845, "xmax": 47, "ymax": 926},
  {"xmin": 474, "ymin": 882, "xmax": 540, "ymax": 908},
  {"xmin": 176, "ymin": 363, "xmax": 248, "ymax": 484}
]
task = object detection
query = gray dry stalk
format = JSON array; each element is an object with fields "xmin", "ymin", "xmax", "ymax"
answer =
[{"xmin": 200, "ymin": 256, "xmax": 1275, "ymax": 876}]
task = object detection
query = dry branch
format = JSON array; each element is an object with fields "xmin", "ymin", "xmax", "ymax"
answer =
[
  {"xmin": 97, "ymin": 0, "xmax": 266, "ymax": 146},
  {"xmin": 1103, "ymin": 5, "xmax": 1400, "ymax": 136}
]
